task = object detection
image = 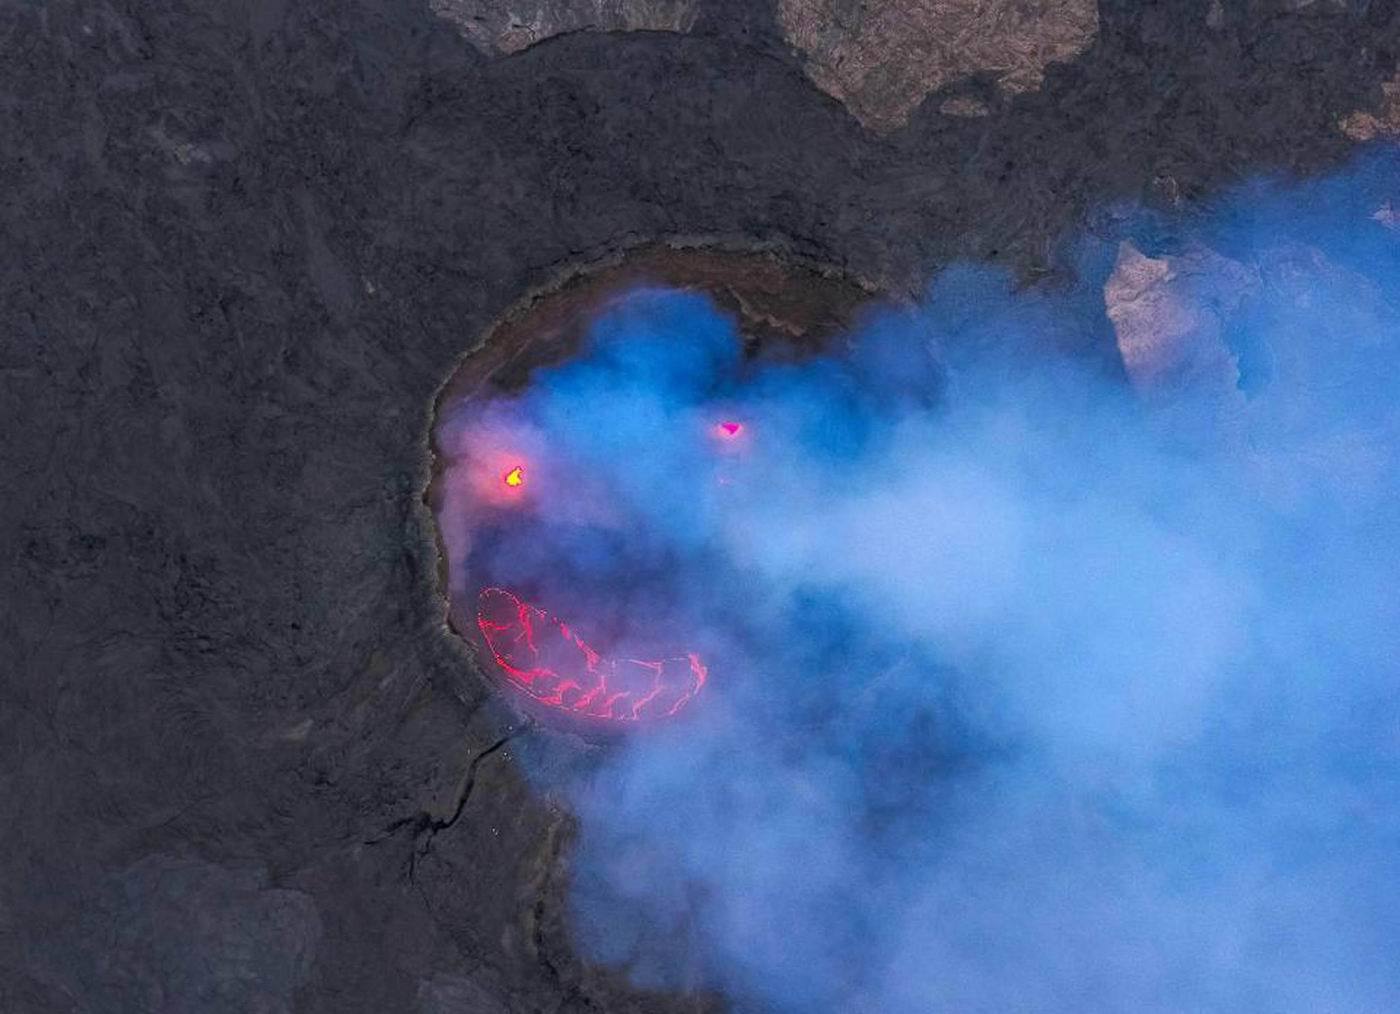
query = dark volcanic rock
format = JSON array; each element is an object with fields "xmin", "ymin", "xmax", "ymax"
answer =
[
  {"xmin": 33, "ymin": 856, "xmax": 320, "ymax": 1013},
  {"xmin": 2, "ymin": 0, "xmax": 1399, "ymax": 1010}
]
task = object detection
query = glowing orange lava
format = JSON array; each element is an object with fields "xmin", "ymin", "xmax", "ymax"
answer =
[{"xmin": 475, "ymin": 587, "xmax": 706, "ymax": 722}]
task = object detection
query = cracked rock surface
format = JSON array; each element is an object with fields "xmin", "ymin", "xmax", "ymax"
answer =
[
  {"xmin": 429, "ymin": 0, "xmax": 700, "ymax": 54},
  {"xmin": 777, "ymin": 0, "xmax": 1099, "ymax": 132},
  {"xmin": 1104, "ymin": 240, "xmax": 1256, "ymax": 397},
  {"xmin": 3, "ymin": 0, "xmax": 1398, "ymax": 1010}
]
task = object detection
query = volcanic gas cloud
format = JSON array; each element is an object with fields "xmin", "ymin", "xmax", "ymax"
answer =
[
  {"xmin": 435, "ymin": 154, "xmax": 1400, "ymax": 1011},
  {"xmin": 434, "ymin": 286, "xmax": 755, "ymax": 723}
]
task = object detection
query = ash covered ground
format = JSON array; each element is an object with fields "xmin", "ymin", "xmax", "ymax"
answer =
[{"xmin": 3, "ymin": 1, "xmax": 1400, "ymax": 1012}]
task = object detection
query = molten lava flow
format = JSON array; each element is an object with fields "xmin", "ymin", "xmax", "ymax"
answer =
[{"xmin": 475, "ymin": 587, "xmax": 706, "ymax": 722}]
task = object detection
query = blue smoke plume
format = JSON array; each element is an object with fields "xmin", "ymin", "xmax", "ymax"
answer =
[{"xmin": 455, "ymin": 153, "xmax": 1400, "ymax": 1011}]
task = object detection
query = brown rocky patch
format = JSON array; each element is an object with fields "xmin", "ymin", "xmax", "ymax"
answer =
[
  {"xmin": 429, "ymin": 0, "xmax": 700, "ymax": 54},
  {"xmin": 1341, "ymin": 71, "xmax": 1400, "ymax": 142},
  {"xmin": 776, "ymin": 0, "xmax": 1098, "ymax": 132}
]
